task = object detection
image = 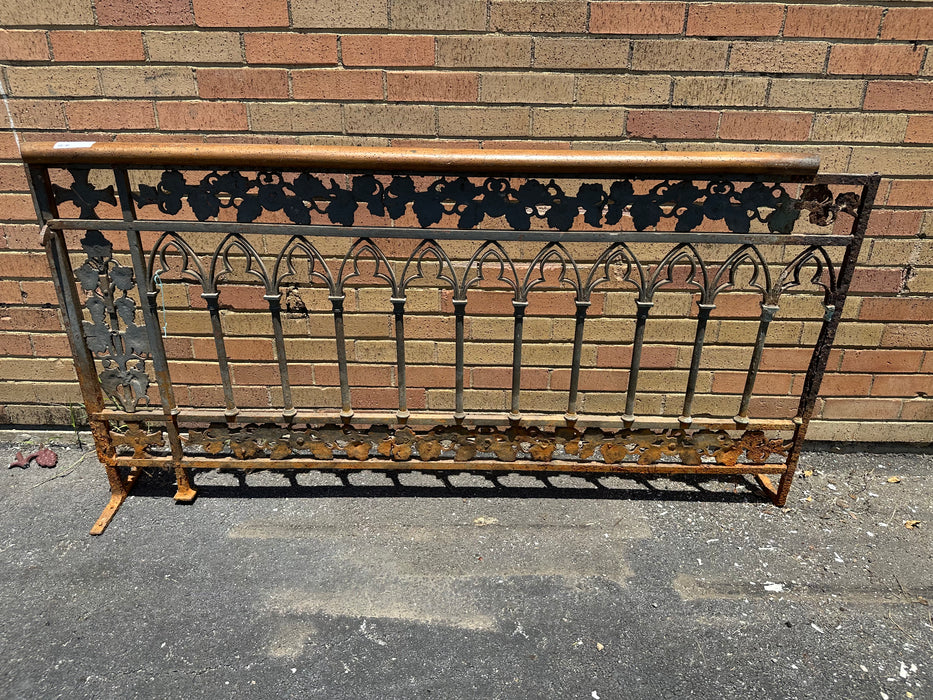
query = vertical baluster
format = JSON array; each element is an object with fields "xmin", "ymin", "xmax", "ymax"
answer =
[
  {"xmin": 392, "ymin": 296, "xmax": 409, "ymax": 422},
  {"xmin": 453, "ymin": 299, "xmax": 467, "ymax": 422},
  {"xmin": 679, "ymin": 302, "xmax": 716, "ymax": 426},
  {"xmin": 509, "ymin": 299, "xmax": 528, "ymax": 422},
  {"xmin": 622, "ymin": 300, "xmax": 653, "ymax": 424},
  {"xmin": 565, "ymin": 299, "xmax": 590, "ymax": 422},
  {"xmin": 201, "ymin": 290, "xmax": 238, "ymax": 420},
  {"xmin": 734, "ymin": 303, "xmax": 779, "ymax": 426},
  {"xmin": 265, "ymin": 291, "xmax": 295, "ymax": 421},
  {"xmin": 115, "ymin": 168, "xmax": 195, "ymax": 501},
  {"xmin": 330, "ymin": 293, "xmax": 353, "ymax": 419}
]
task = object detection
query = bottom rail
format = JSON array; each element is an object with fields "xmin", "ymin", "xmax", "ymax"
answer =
[{"xmin": 114, "ymin": 456, "xmax": 787, "ymax": 476}]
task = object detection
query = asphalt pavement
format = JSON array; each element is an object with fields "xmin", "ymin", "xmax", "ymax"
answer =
[{"xmin": 1, "ymin": 434, "xmax": 931, "ymax": 700}]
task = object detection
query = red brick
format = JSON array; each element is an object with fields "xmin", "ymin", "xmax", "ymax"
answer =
[
  {"xmin": 50, "ymin": 30, "xmax": 144, "ymax": 62},
  {"xmin": 711, "ymin": 371, "xmax": 794, "ymax": 395},
  {"xmin": 881, "ymin": 8, "xmax": 933, "ymax": 41},
  {"xmin": 822, "ymin": 397, "xmax": 902, "ymax": 420},
  {"xmin": 840, "ymin": 349, "xmax": 923, "ymax": 374},
  {"xmin": 0, "ymin": 30, "xmax": 49, "ymax": 61},
  {"xmin": 0, "ymin": 194, "xmax": 37, "ymax": 222},
  {"xmin": 387, "ymin": 72, "xmax": 478, "ymax": 103},
  {"xmin": 865, "ymin": 209, "xmax": 925, "ymax": 238},
  {"xmin": 292, "ymin": 69, "xmax": 384, "ymax": 100},
  {"xmin": 0, "ymin": 333, "xmax": 32, "ymax": 355},
  {"xmin": 905, "ymin": 115, "xmax": 933, "ymax": 144},
  {"xmin": 192, "ymin": 0, "xmax": 288, "ymax": 27},
  {"xmin": 626, "ymin": 109, "xmax": 718, "ymax": 139},
  {"xmin": 0, "ymin": 308, "xmax": 62, "ymax": 332},
  {"xmin": 31, "ymin": 334, "xmax": 70, "ymax": 357},
  {"xmin": 0, "ymin": 133, "xmax": 19, "ymax": 160},
  {"xmin": 589, "ymin": 2, "xmax": 685, "ymax": 35},
  {"xmin": 900, "ymin": 398, "xmax": 933, "ymax": 421},
  {"xmin": 0, "ymin": 165, "xmax": 28, "ymax": 192},
  {"xmin": 96, "ymin": 0, "xmax": 193, "ymax": 26},
  {"xmin": 859, "ymin": 298, "xmax": 933, "ymax": 322},
  {"xmin": 887, "ymin": 180, "xmax": 933, "ymax": 207},
  {"xmin": 816, "ymin": 374, "xmax": 873, "ymax": 397},
  {"xmin": 595, "ymin": 345, "xmax": 678, "ymax": 369},
  {"xmin": 19, "ymin": 280, "xmax": 59, "ymax": 305},
  {"xmin": 342, "ymin": 35, "xmax": 435, "ymax": 67},
  {"xmin": 849, "ymin": 268, "xmax": 907, "ymax": 294},
  {"xmin": 197, "ymin": 68, "xmax": 288, "ymax": 99},
  {"xmin": 0, "ymin": 280, "xmax": 21, "ymax": 305},
  {"xmin": 686, "ymin": 3, "xmax": 783, "ymax": 36},
  {"xmin": 157, "ymin": 101, "xmax": 248, "ymax": 131},
  {"xmin": 783, "ymin": 4, "xmax": 882, "ymax": 38},
  {"xmin": 718, "ymin": 111, "xmax": 812, "ymax": 141},
  {"xmin": 66, "ymin": 100, "xmax": 156, "ymax": 130},
  {"xmin": 829, "ymin": 44, "xmax": 924, "ymax": 76},
  {"xmin": 244, "ymin": 33, "xmax": 338, "ymax": 65},
  {"xmin": 406, "ymin": 365, "xmax": 456, "ymax": 388},
  {"xmin": 761, "ymin": 347, "xmax": 822, "ymax": 372},
  {"xmin": 864, "ymin": 82, "xmax": 933, "ymax": 112},
  {"xmin": 0, "ymin": 224, "xmax": 41, "ymax": 250}
]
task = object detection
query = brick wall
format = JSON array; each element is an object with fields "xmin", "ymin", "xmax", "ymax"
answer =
[{"xmin": 0, "ymin": 1, "xmax": 930, "ymax": 438}]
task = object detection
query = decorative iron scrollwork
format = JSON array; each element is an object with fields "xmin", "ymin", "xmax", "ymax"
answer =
[
  {"xmin": 797, "ymin": 184, "xmax": 861, "ymax": 226},
  {"xmin": 133, "ymin": 169, "xmax": 822, "ymax": 234},
  {"xmin": 112, "ymin": 422, "xmax": 164, "ymax": 457},
  {"xmin": 183, "ymin": 423, "xmax": 788, "ymax": 467},
  {"xmin": 75, "ymin": 231, "xmax": 151, "ymax": 412}
]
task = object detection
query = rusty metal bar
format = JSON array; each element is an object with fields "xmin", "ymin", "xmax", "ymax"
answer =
[
  {"xmin": 392, "ymin": 297, "xmax": 409, "ymax": 422},
  {"xmin": 112, "ymin": 455, "xmax": 787, "ymax": 476},
  {"xmin": 115, "ymin": 168, "xmax": 194, "ymax": 501},
  {"xmin": 565, "ymin": 300, "xmax": 590, "ymax": 422},
  {"xmin": 622, "ymin": 301, "xmax": 653, "ymax": 424},
  {"xmin": 92, "ymin": 407, "xmax": 799, "ymax": 432},
  {"xmin": 330, "ymin": 294, "xmax": 353, "ymax": 419},
  {"xmin": 28, "ymin": 163, "xmax": 130, "ymax": 533},
  {"xmin": 734, "ymin": 303, "xmax": 780, "ymax": 425},
  {"xmin": 509, "ymin": 300, "xmax": 528, "ymax": 421},
  {"xmin": 679, "ymin": 302, "xmax": 716, "ymax": 426},
  {"xmin": 265, "ymin": 291, "xmax": 296, "ymax": 421},
  {"xmin": 453, "ymin": 300, "xmax": 467, "ymax": 421},
  {"xmin": 202, "ymin": 291, "xmax": 237, "ymax": 419},
  {"xmin": 777, "ymin": 174, "xmax": 881, "ymax": 506},
  {"xmin": 44, "ymin": 218, "xmax": 857, "ymax": 247}
]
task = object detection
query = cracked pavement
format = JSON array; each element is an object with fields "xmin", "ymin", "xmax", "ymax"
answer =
[{"xmin": 1, "ymin": 437, "xmax": 931, "ymax": 699}]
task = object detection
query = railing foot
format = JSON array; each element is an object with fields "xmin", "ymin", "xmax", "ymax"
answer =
[
  {"xmin": 754, "ymin": 473, "xmax": 779, "ymax": 503},
  {"xmin": 173, "ymin": 466, "xmax": 197, "ymax": 503},
  {"xmin": 90, "ymin": 466, "xmax": 141, "ymax": 535}
]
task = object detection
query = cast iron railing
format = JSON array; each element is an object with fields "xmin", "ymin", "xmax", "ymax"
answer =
[{"xmin": 22, "ymin": 142, "xmax": 879, "ymax": 533}]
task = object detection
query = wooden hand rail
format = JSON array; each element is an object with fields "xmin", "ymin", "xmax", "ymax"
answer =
[{"xmin": 21, "ymin": 141, "xmax": 820, "ymax": 177}]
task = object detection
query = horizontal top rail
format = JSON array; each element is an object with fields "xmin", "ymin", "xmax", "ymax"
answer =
[{"xmin": 21, "ymin": 141, "xmax": 821, "ymax": 177}]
